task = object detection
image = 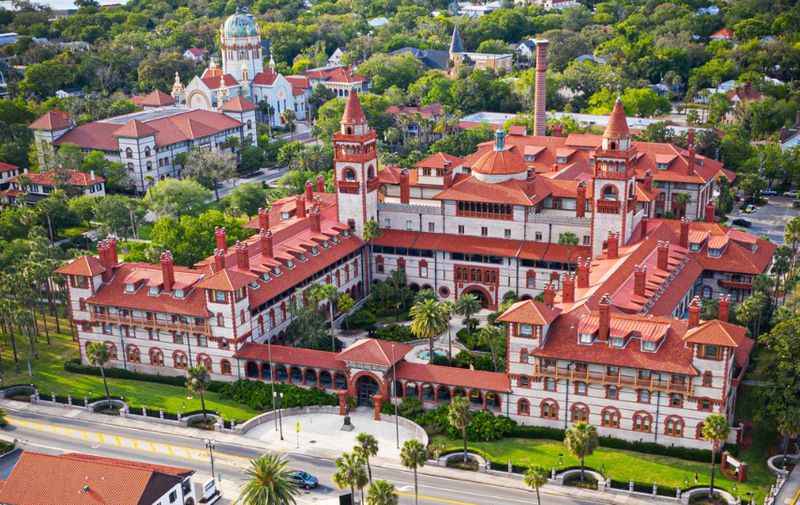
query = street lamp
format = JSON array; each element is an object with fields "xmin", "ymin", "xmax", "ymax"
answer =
[
  {"xmin": 268, "ymin": 336, "xmax": 277, "ymax": 432},
  {"xmin": 204, "ymin": 438, "xmax": 216, "ymax": 483},
  {"xmin": 392, "ymin": 343, "xmax": 399, "ymax": 449},
  {"xmin": 273, "ymin": 391, "xmax": 284, "ymax": 441}
]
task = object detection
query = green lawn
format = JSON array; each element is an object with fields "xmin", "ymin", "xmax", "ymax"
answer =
[
  {"xmin": 1, "ymin": 324, "xmax": 259, "ymax": 421},
  {"xmin": 433, "ymin": 436, "xmax": 770, "ymax": 501}
]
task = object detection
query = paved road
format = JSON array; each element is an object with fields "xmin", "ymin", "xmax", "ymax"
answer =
[
  {"xmin": 730, "ymin": 196, "xmax": 799, "ymax": 245},
  {"xmin": 2, "ymin": 409, "xmax": 607, "ymax": 505},
  {"xmin": 215, "ymin": 166, "xmax": 289, "ymax": 199}
]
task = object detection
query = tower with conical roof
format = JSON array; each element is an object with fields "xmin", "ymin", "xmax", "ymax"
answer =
[
  {"xmin": 333, "ymin": 91, "xmax": 379, "ymax": 238},
  {"xmin": 448, "ymin": 25, "xmax": 465, "ymax": 76},
  {"xmin": 590, "ymin": 98, "xmax": 638, "ymax": 257}
]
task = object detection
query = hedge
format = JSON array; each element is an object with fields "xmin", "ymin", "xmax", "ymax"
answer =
[
  {"xmin": 216, "ymin": 380, "xmax": 337, "ymax": 411},
  {"xmin": 64, "ymin": 359, "xmax": 188, "ymax": 387}
]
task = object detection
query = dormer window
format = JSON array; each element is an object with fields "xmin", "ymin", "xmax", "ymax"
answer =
[
  {"xmin": 124, "ymin": 283, "xmax": 136, "ymax": 293},
  {"xmin": 642, "ymin": 340, "xmax": 656, "ymax": 352},
  {"xmin": 261, "ymin": 273, "xmax": 270, "ymax": 281},
  {"xmin": 689, "ymin": 243, "xmax": 701, "ymax": 252},
  {"xmin": 280, "ymin": 211, "xmax": 290, "ymax": 220},
  {"xmin": 611, "ymin": 337, "xmax": 625, "ymax": 348},
  {"xmin": 342, "ymin": 230, "xmax": 350, "ymax": 237},
  {"xmin": 148, "ymin": 286, "xmax": 160, "ymax": 296},
  {"xmin": 273, "ymin": 267, "xmax": 282, "ymax": 276},
  {"xmin": 656, "ymin": 162, "xmax": 669, "ymax": 170},
  {"xmin": 331, "ymin": 236, "xmax": 340, "ymax": 244},
  {"xmin": 708, "ymin": 247, "xmax": 722, "ymax": 258},
  {"xmin": 580, "ymin": 333, "xmax": 594, "ymax": 344},
  {"xmin": 556, "ymin": 156, "xmax": 568, "ymax": 164},
  {"xmin": 173, "ymin": 289, "xmax": 185, "ymax": 299},
  {"xmin": 311, "ymin": 246, "xmax": 319, "ymax": 256},
  {"xmin": 322, "ymin": 241, "xmax": 330, "ymax": 249},
  {"xmin": 249, "ymin": 281, "xmax": 260, "ymax": 289},
  {"xmin": 297, "ymin": 254, "xmax": 307, "ymax": 262},
  {"xmin": 285, "ymin": 260, "xmax": 295, "ymax": 269}
]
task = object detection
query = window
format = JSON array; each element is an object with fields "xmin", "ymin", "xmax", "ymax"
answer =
[
  {"xmin": 571, "ymin": 404, "xmax": 589, "ymax": 422},
  {"xmin": 535, "ymin": 232, "xmax": 543, "ymax": 241},
  {"xmin": 526, "ymin": 271, "xmax": 536, "ymax": 289},
  {"xmin": 518, "ymin": 399, "xmax": 530, "ymax": 416},
  {"xmin": 702, "ymin": 371, "xmax": 713, "ymax": 387},
  {"xmin": 540, "ymin": 399, "xmax": 558, "ymax": 419},
  {"xmin": 173, "ymin": 351, "xmax": 188, "ymax": 369},
  {"xmin": 216, "ymin": 313, "xmax": 224, "ymax": 327},
  {"xmin": 700, "ymin": 345, "xmax": 721, "ymax": 360},
  {"xmin": 642, "ymin": 340, "xmax": 656, "ymax": 352},
  {"xmin": 149, "ymin": 348, "xmax": 164, "ymax": 366},
  {"xmin": 428, "ymin": 222, "xmax": 435, "ymax": 232},
  {"xmin": 517, "ymin": 375, "xmax": 530, "ymax": 387},
  {"xmin": 580, "ymin": 333, "xmax": 593, "ymax": 344},
  {"xmin": 197, "ymin": 335, "xmax": 208, "ymax": 347},
  {"xmin": 504, "ymin": 229, "xmax": 511, "ymax": 239},
  {"xmin": 458, "ymin": 225, "xmax": 465, "ymax": 234},
  {"xmin": 606, "ymin": 385, "xmax": 618, "ymax": 400},
  {"xmin": 376, "ymin": 255, "xmax": 384, "ymax": 273},
  {"xmin": 419, "ymin": 260, "xmax": 428, "ymax": 278},
  {"xmin": 406, "ymin": 220, "xmax": 413, "ymax": 231},
  {"xmin": 169, "ymin": 490, "xmax": 177, "ymax": 503},
  {"xmin": 343, "ymin": 168, "xmax": 356, "ymax": 181},
  {"xmin": 144, "ymin": 146, "xmax": 151, "ymax": 157},
  {"xmin": 481, "ymin": 227, "xmax": 488, "ymax": 237},
  {"xmin": 695, "ymin": 422, "xmax": 705, "ymax": 439},
  {"xmin": 637, "ymin": 389, "xmax": 651, "ymax": 403},
  {"xmin": 574, "ymin": 381, "xmax": 587, "ymax": 395},
  {"xmin": 544, "ymin": 377, "xmax": 557, "ymax": 392},
  {"xmin": 611, "ymin": 337, "xmax": 624, "ymax": 348},
  {"xmin": 698, "ymin": 398, "xmax": 713, "ymax": 412},
  {"xmin": 213, "ymin": 291, "xmax": 226, "ymax": 303},
  {"xmin": 601, "ymin": 407, "xmax": 620, "ymax": 428},
  {"xmin": 633, "ymin": 412, "xmax": 652, "ymax": 432},
  {"xmin": 520, "ymin": 348, "xmax": 529, "ymax": 363},
  {"xmin": 583, "ymin": 235, "xmax": 591, "ymax": 245},
  {"xmin": 519, "ymin": 324, "xmax": 532, "ymax": 337},
  {"xmin": 221, "ymin": 359, "xmax": 232, "ymax": 375},
  {"xmin": 664, "ymin": 416, "xmax": 684, "ymax": 437},
  {"xmin": 125, "ymin": 147, "xmax": 133, "ymax": 159}
]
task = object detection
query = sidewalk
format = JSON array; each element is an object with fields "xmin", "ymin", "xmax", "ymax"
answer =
[{"xmin": 774, "ymin": 464, "xmax": 800, "ymax": 505}]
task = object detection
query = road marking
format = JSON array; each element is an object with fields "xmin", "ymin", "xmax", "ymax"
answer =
[
  {"xmin": 397, "ymin": 491, "xmax": 476, "ymax": 505},
  {"xmin": 790, "ymin": 486, "xmax": 800, "ymax": 505}
]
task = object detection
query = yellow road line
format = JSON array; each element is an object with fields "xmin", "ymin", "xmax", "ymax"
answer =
[
  {"xmin": 790, "ymin": 486, "xmax": 800, "ymax": 505},
  {"xmin": 397, "ymin": 491, "xmax": 476, "ymax": 505}
]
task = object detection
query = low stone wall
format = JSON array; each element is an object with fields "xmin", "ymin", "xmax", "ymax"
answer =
[
  {"xmin": 0, "ymin": 385, "xmax": 36, "ymax": 400},
  {"xmin": 767, "ymin": 454, "xmax": 799, "ymax": 476},
  {"xmin": 88, "ymin": 398, "xmax": 128, "ymax": 413},
  {"xmin": 439, "ymin": 451, "xmax": 487, "ymax": 469},
  {"xmin": 237, "ymin": 406, "xmax": 341, "ymax": 434},
  {"xmin": 556, "ymin": 468, "xmax": 606, "ymax": 487},
  {"xmin": 381, "ymin": 413, "xmax": 429, "ymax": 446},
  {"xmin": 680, "ymin": 487, "xmax": 737, "ymax": 505}
]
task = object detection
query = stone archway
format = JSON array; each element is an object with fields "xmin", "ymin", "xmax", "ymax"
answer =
[
  {"xmin": 461, "ymin": 285, "xmax": 493, "ymax": 309},
  {"xmin": 354, "ymin": 374, "xmax": 381, "ymax": 407}
]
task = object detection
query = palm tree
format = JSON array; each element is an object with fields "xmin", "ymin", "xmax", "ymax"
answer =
[
  {"xmin": 86, "ymin": 341, "xmax": 111, "ymax": 408},
  {"xmin": 674, "ymin": 193, "xmax": 690, "ymax": 218},
  {"xmin": 366, "ymin": 480, "xmax": 398, "ymax": 505},
  {"xmin": 478, "ymin": 325, "xmax": 504, "ymax": 371},
  {"xmin": 564, "ymin": 422, "xmax": 598, "ymax": 482},
  {"xmin": 440, "ymin": 301, "xmax": 454, "ymax": 360},
  {"xmin": 333, "ymin": 452, "xmax": 368, "ymax": 504},
  {"xmin": 410, "ymin": 299, "xmax": 448, "ymax": 362},
  {"xmin": 448, "ymin": 396, "xmax": 471, "ymax": 463},
  {"xmin": 784, "ymin": 216, "xmax": 800, "ymax": 271},
  {"xmin": 281, "ymin": 109, "xmax": 297, "ymax": 140},
  {"xmin": 187, "ymin": 364, "xmax": 211, "ymax": 423},
  {"xmin": 236, "ymin": 453, "xmax": 299, "ymax": 505},
  {"xmin": 400, "ymin": 439, "xmax": 427, "ymax": 505},
  {"xmin": 777, "ymin": 413, "xmax": 800, "ymax": 474},
  {"xmin": 309, "ymin": 283, "xmax": 339, "ymax": 351},
  {"xmin": 524, "ymin": 465, "xmax": 548, "ymax": 505},
  {"xmin": 454, "ymin": 294, "xmax": 481, "ymax": 333},
  {"xmin": 354, "ymin": 432, "xmax": 379, "ymax": 483},
  {"xmin": 702, "ymin": 414, "xmax": 730, "ymax": 500}
]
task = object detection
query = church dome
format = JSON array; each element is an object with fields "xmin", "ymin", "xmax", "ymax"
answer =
[{"xmin": 223, "ymin": 12, "xmax": 258, "ymax": 38}]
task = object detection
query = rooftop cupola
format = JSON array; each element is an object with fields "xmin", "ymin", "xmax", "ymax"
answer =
[{"xmin": 494, "ymin": 129, "xmax": 505, "ymax": 151}]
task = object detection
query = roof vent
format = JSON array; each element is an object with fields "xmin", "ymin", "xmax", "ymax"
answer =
[
  {"xmin": 494, "ymin": 129, "xmax": 505, "ymax": 151},
  {"xmin": 81, "ymin": 484, "xmax": 90, "ymax": 493}
]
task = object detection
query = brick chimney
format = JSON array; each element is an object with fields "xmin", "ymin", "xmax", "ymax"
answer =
[
  {"xmin": 258, "ymin": 207, "xmax": 269, "ymax": 230},
  {"xmin": 260, "ymin": 229, "xmax": 273, "ymax": 258},
  {"xmin": 576, "ymin": 257, "xmax": 590, "ymax": 288},
  {"xmin": 657, "ymin": 241, "xmax": 670, "ymax": 270},
  {"xmin": 705, "ymin": 201, "xmax": 715, "ymax": 223},
  {"xmin": 98, "ymin": 240, "xmax": 113, "ymax": 282},
  {"xmin": 552, "ymin": 123, "xmax": 563, "ymax": 137},
  {"xmin": 533, "ymin": 39, "xmax": 549, "ymax": 136},
  {"xmin": 598, "ymin": 293, "xmax": 611, "ymax": 341},
  {"xmin": 679, "ymin": 217, "xmax": 689, "ymax": 248},
  {"xmin": 640, "ymin": 217, "xmax": 648, "ymax": 238},
  {"xmin": 543, "ymin": 283, "xmax": 556, "ymax": 307},
  {"xmin": 235, "ymin": 241, "xmax": 249, "ymax": 271},
  {"xmin": 215, "ymin": 227, "xmax": 227, "ymax": 252},
  {"xmin": 561, "ymin": 273, "xmax": 575, "ymax": 304},
  {"xmin": 576, "ymin": 182, "xmax": 586, "ymax": 218},
  {"xmin": 688, "ymin": 296, "xmax": 701, "ymax": 328},
  {"xmin": 400, "ymin": 169, "xmax": 410, "ymax": 204},
  {"xmin": 607, "ymin": 231, "xmax": 619, "ymax": 259},
  {"xmin": 305, "ymin": 181, "xmax": 314, "ymax": 201},
  {"xmin": 643, "ymin": 169, "xmax": 653, "ymax": 192},
  {"xmin": 295, "ymin": 195, "xmax": 306, "ymax": 218},
  {"xmin": 213, "ymin": 248, "xmax": 225, "ymax": 272},
  {"xmin": 316, "ymin": 174, "xmax": 325, "ymax": 193},
  {"xmin": 160, "ymin": 250, "xmax": 175, "ymax": 292},
  {"xmin": 443, "ymin": 168, "xmax": 453, "ymax": 188},
  {"xmin": 309, "ymin": 206, "xmax": 321, "ymax": 233},
  {"xmin": 107, "ymin": 237, "xmax": 118, "ymax": 265},
  {"xmin": 634, "ymin": 264, "xmax": 647, "ymax": 297},
  {"xmin": 718, "ymin": 294, "xmax": 730, "ymax": 322}
]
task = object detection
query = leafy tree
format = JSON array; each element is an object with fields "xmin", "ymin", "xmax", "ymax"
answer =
[
  {"xmin": 454, "ymin": 293, "xmax": 481, "ymax": 333},
  {"xmin": 187, "ymin": 364, "xmax": 211, "ymax": 423},
  {"xmin": 410, "ymin": 298, "xmax": 448, "ymax": 363},
  {"xmin": 701, "ymin": 414, "xmax": 730, "ymax": 500},
  {"xmin": 144, "ymin": 179, "xmax": 211, "ymax": 218},
  {"xmin": 183, "ymin": 148, "xmax": 237, "ymax": 200},
  {"xmin": 428, "ymin": 125, "xmax": 493, "ymax": 158},
  {"xmin": 150, "ymin": 209, "xmax": 252, "ymax": 266},
  {"xmin": 558, "ymin": 232, "xmax": 579, "ymax": 246},
  {"xmin": 309, "ymin": 283, "xmax": 339, "ymax": 351},
  {"xmin": 82, "ymin": 150, "xmax": 129, "ymax": 192},
  {"xmin": 237, "ymin": 453, "xmax": 299, "ymax": 505},
  {"xmin": 356, "ymin": 53, "xmax": 424, "ymax": 94},
  {"xmin": 333, "ymin": 452, "xmax": 368, "ymax": 505},
  {"xmin": 524, "ymin": 465, "xmax": 548, "ymax": 505},
  {"xmin": 93, "ymin": 195, "xmax": 144, "ymax": 239},
  {"xmin": 478, "ymin": 325, "xmax": 504, "ymax": 371},
  {"xmin": 366, "ymin": 480, "xmax": 398, "ymax": 505},
  {"xmin": 564, "ymin": 421, "xmax": 598, "ymax": 482},
  {"xmin": 86, "ymin": 341, "xmax": 112, "ymax": 408},
  {"xmin": 476, "ymin": 39, "xmax": 509, "ymax": 54},
  {"xmin": 240, "ymin": 145, "xmax": 266, "ymax": 174},
  {"xmin": 227, "ymin": 183, "xmax": 267, "ymax": 217},
  {"xmin": 588, "ymin": 87, "xmax": 671, "ymax": 117},
  {"xmin": 400, "ymin": 439, "xmax": 427, "ymax": 505},
  {"xmin": 448, "ymin": 396, "xmax": 471, "ymax": 463},
  {"xmin": 286, "ymin": 294, "xmax": 330, "ymax": 350},
  {"xmin": 354, "ymin": 432, "xmax": 379, "ymax": 483}
]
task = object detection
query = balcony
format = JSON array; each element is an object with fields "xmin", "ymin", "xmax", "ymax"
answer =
[
  {"xmin": 596, "ymin": 200, "xmax": 620, "ymax": 214},
  {"xmin": 718, "ymin": 279, "xmax": 752, "ymax": 290},
  {"xmin": 534, "ymin": 365, "xmax": 692, "ymax": 394},
  {"xmin": 90, "ymin": 311, "xmax": 211, "ymax": 335},
  {"xmin": 337, "ymin": 180, "xmax": 360, "ymax": 194}
]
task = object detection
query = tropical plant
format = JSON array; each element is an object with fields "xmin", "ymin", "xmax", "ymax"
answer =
[
  {"xmin": 354, "ymin": 432, "xmax": 379, "ymax": 483},
  {"xmin": 524, "ymin": 465, "xmax": 548, "ymax": 505},
  {"xmin": 400, "ymin": 439, "xmax": 427, "ymax": 505},
  {"xmin": 236, "ymin": 453, "xmax": 299, "ymax": 505},
  {"xmin": 454, "ymin": 294, "xmax": 481, "ymax": 333},
  {"xmin": 85, "ymin": 341, "xmax": 112, "ymax": 408},
  {"xmin": 410, "ymin": 298, "xmax": 448, "ymax": 362},
  {"xmin": 187, "ymin": 364, "xmax": 212, "ymax": 422},
  {"xmin": 564, "ymin": 422, "xmax": 598, "ymax": 482},
  {"xmin": 478, "ymin": 325, "xmax": 504, "ymax": 371},
  {"xmin": 332, "ymin": 452, "xmax": 368, "ymax": 504},
  {"xmin": 366, "ymin": 480, "xmax": 398, "ymax": 505},
  {"xmin": 309, "ymin": 283, "xmax": 339, "ymax": 351},
  {"xmin": 448, "ymin": 396, "xmax": 471, "ymax": 463},
  {"xmin": 701, "ymin": 414, "xmax": 730, "ymax": 500}
]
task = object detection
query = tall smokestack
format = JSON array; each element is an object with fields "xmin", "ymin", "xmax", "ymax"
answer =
[{"xmin": 533, "ymin": 39, "xmax": 549, "ymax": 137}]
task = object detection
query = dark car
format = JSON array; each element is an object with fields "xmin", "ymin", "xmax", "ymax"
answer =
[
  {"xmin": 731, "ymin": 218, "xmax": 751, "ymax": 227},
  {"xmin": 288, "ymin": 470, "xmax": 319, "ymax": 489}
]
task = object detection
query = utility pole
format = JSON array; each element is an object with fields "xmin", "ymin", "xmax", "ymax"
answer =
[
  {"xmin": 204, "ymin": 438, "xmax": 216, "ymax": 482},
  {"xmin": 268, "ymin": 336, "xmax": 277, "ymax": 431}
]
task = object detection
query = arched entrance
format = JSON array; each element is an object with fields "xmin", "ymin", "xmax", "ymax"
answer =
[
  {"xmin": 355, "ymin": 375, "xmax": 380, "ymax": 407},
  {"xmin": 461, "ymin": 285, "xmax": 492, "ymax": 309}
]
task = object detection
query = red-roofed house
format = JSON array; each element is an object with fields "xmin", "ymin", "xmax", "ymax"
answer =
[
  {"xmin": 183, "ymin": 47, "xmax": 208, "ymax": 61},
  {"xmin": 2, "ymin": 168, "xmax": 105, "ymax": 205},
  {"xmin": 710, "ymin": 28, "xmax": 734, "ymax": 41},
  {"xmin": 304, "ymin": 64, "xmax": 369, "ymax": 97}
]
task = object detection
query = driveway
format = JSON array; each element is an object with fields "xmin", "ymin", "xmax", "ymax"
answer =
[{"xmin": 730, "ymin": 196, "xmax": 799, "ymax": 245}]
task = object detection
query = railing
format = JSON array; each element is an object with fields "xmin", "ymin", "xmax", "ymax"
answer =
[
  {"xmin": 378, "ymin": 202, "xmax": 441, "ymax": 215},
  {"xmin": 534, "ymin": 366, "xmax": 692, "ymax": 394},
  {"xmin": 337, "ymin": 180, "xmax": 360, "ymax": 194},
  {"xmin": 90, "ymin": 311, "xmax": 211, "ymax": 335},
  {"xmin": 596, "ymin": 200, "xmax": 620, "ymax": 214},
  {"xmin": 455, "ymin": 209, "xmax": 513, "ymax": 221},
  {"xmin": 527, "ymin": 213, "xmax": 591, "ymax": 226},
  {"xmin": 718, "ymin": 279, "xmax": 752, "ymax": 290}
]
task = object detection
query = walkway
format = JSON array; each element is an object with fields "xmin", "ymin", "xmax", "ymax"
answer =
[{"xmin": 774, "ymin": 464, "xmax": 800, "ymax": 505}]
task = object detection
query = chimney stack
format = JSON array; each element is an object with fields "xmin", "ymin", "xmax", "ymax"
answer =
[
  {"xmin": 576, "ymin": 182, "xmax": 586, "ymax": 218},
  {"xmin": 305, "ymin": 181, "xmax": 314, "ymax": 201},
  {"xmin": 688, "ymin": 296, "xmax": 701, "ymax": 328},
  {"xmin": 705, "ymin": 201, "xmax": 715, "ymax": 223},
  {"xmin": 718, "ymin": 294, "xmax": 730, "ymax": 322},
  {"xmin": 400, "ymin": 169, "xmax": 410, "ymax": 204},
  {"xmin": 633, "ymin": 264, "xmax": 647, "ymax": 297},
  {"xmin": 258, "ymin": 207, "xmax": 269, "ymax": 230},
  {"xmin": 533, "ymin": 39, "xmax": 549, "ymax": 137},
  {"xmin": 160, "ymin": 250, "xmax": 175, "ymax": 292},
  {"xmin": 598, "ymin": 293, "xmax": 611, "ymax": 341},
  {"xmin": 679, "ymin": 217, "xmax": 689, "ymax": 248},
  {"xmin": 316, "ymin": 174, "xmax": 325, "ymax": 193},
  {"xmin": 260, "ymin": 229, "xmax": 273, "ymax": 258},
  {"xmin": 607, "ymin": 231, "xmax": 619, "ymax": 259},
  {"xmin": 296, "ymin": 195, "xmax": 306, "ymax": 218},
  {"xmin": 215, "ymin": 226, "xmax": 227, "ymax": 252},
  {"xmin": 561, "ymin": 273, "xmax": 575, "ymax": 304},
  {"xmin": 235, "ymin": 241, "xmax": 249, "ymax": 271},
  {"xmin": 543, "ymin": 283, "xmax": 556, "ymax": 307},
  {"xmin": 98, "ymin": 240, "xmax": 113, "ymax": 282},
  {"xmin": 657, "ymin": 241, "xmax": 670, "ymax": 270},
  {"xmin": 107, "ymin": 237, "xmax": 118, "ymax": 265},
  {"xmin": 640, "ymin": 217, "xmax": 648, "ymax": 238},
  {"xmin": 576, "ymin": 257, "xmax": 591, "ymax": 288},
  {"xmin": 643, "ymin": 169, "xmax": 653, "ymax": 192},
  {"xmin": 310, "ymin": 206, "xmax": 321, "ymax": 233},
  {"xmin": 213, "ymin": 248, "xmax": 225, "ymax": 272},
  {"xmin": 552, "ymin": 123, "xmax": 563, "ymax": 137}
]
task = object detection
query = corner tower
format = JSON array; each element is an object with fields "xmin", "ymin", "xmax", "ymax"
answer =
[
  {"xmin": 220, "ymin": 9, "xmax": 263, "ymax": 84},
  {"xmin": 334, "ymin": 91, "xmax": 379, "ymax": 238},
  {"xmin": 591, "ymin": 98, "xmax": 637, "ymax": 257}
]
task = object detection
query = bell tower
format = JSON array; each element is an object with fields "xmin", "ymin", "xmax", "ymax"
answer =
[
  {"xmin": 591, "ymin": 98, "xmax": 637, "ymax": 257},
  {"xmin": 334, "ymin": 91, "xmax": 379, "ymax": 239}
]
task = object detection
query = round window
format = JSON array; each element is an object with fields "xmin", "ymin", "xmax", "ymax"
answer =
[{"xmin": 438, "ymin": 286, "xmax": 451, "ymax": 298}]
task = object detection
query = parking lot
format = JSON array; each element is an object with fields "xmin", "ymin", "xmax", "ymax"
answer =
[{"xmin": 730, "ymin": 196, "xmax": 800, "ymax": 245}]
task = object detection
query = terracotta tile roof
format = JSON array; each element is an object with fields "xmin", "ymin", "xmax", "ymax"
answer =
[
  {"xmin": 578, "ymin": 312, "xmax": 671, "ymax": 342},
  {"xmin": 415, "ymin": 152, "xmax": 463, "ymax": 170},
  {"xmin": 196, "ymin": 268, "xmax": 257, "ymax": 291},
  {"xmin": 306, "ymin": 65, "xmax": 365, "ymax": 84},
  {"xmin": 222, "ymin": 96, "xmax": 256, "ymax": 112},
  {"xmin": 468, "ymin": 146, "xmax": 527, "ymax": 175},
  {"xmin": 496, "ymin": 299, "xmax": 561, "ymax": 325},
  {"xmin": 337, "ymin": 338, "xmax": 412, "ymax": 367},
  {"xmin": 58, "ymin": 453, "xmax": 192, "ymax": 477},
  {"xmin": 604, "ymin": 98, "xmax": 630, "ymax": 139},
  {"xmin": 286, "ymin": 75, "xmax": 311, "ymax": 95},
  {"xmin": 252, "ymin": 69, "xmax": 279, "ymax": 86},
  {"xmin": 113, "ymin": 119, "xmax": 158, "ymax": 138},
  {"xmin": 342, "ymin": 91, "xmax": 366, "ymax": 123},
  {"xmin": 234, "ymin": 342, "xmax": 345, "ymax": 370},
  {"xmin": 55, "ymin": 255, "xmax": 106, "ymax": 276},
  {"xmin": 433, "ymin": 176, "xmax": 535, "ymax": 205},
  {"xmin": 711, "ymin": 28, "xmax": 733, "ymax": 39},
  {"xmin": 29, "ymin": 110, "xmax": 72, "ymax": 130},
  {"xmin": 508, "ymin": 125, "xmax": 527, "ymax": 136},
  {"xmin": 395, "ymin": 361, "xmax": 511, "ymax": 392},
  {"xmin": 0, "ymin": 451, "xmax": 191, "ymax": 505},
  {"xmin": 186, "ymin": 47, "xmax": 207, "ymax": 57},
  {"xmin": 683, "ymin": 320, "xmax": 748, "ymax": 347},
  {"xmin": 201, "ymin": 73, "xmax": 239, "ymax": 89},
  {"xmin": 13, "ymin": 169, "xmax": 105, "ymax": 187},
  {"xmin": 135, "ymin": 90, "xmax": 176, "ymax": 107},
  {"xmin": 54, "ymin": 121, "xmax": 121, "ymax": 151}
]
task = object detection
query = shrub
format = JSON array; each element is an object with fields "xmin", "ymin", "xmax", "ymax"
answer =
[
  {"xmin": 64, "ymin": 359, "xmax": 188, "ymax": 387},
  {"xmin": 381, "ymin": 397, "xmax": 424, "ymax": 419},
  {"xmin": 374, "ymin": 323, "xmax": 414, "ymax": 342},
  {"xmin": 345, "ymin": 308, "xmax": 377, "ymax": 329},
  {"xmin": 447, "ymin": 410, "xmax": 515, "ymax": 442},
  {"xmin": 0, "ymin": 440, "xmax": 14, "ymax": 456},
  {"xmin": 216, "ymin": 380, "xmax": 337, "ymax": 411}
]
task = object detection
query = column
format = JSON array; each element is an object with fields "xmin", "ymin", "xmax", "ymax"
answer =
[
  {"xmin": 373, "ymin": 395, "xmax": 383, "ymax": 421},
  {"xmin": 338, "ymin": 390, "xmax": 348, "ymax": 416}
]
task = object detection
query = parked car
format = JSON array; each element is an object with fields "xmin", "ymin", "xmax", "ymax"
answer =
[
  {"xmin": 762, "ymin": 189, "xmax": 778, "ymax": 196},
  {"xmin": 793, "ymin": 199, "xmax": 800, "ymax": 209},
  {"xmin": 288, "ymin": 471, "xmax": 319, "ymax": 489},
  {"xmin": 784, "ymin": 190, "xmax": 799, "ymax": 198},
  {"xmin": 732, "ymin": 218, "xmax": 752, "ymax": 227},
  {"xmin": 743, "ymin": 204, "xmax": 756, "ymax": 213}
]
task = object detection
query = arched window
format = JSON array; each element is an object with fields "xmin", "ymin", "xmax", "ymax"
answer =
[
  {"xmin": 540, "ymin": 399, "xmax": 559, "ymax": 420},
  {"xmin": 397, "ymin": 258, "xmax": 406, "ymax": 272},
  {"xmin": 217, "ymin": 312, "xmax": 224, "ymax": 327},
  {"xmin": 702, "ymin": 371, "xmax": 713, "ymax": 387},
  {"xmin": 601, "ymin": 184, "xmax": 619, "ymax": 201},
  {"xmin": 220, "ymin": 359, "xmax": 232, "ymax": 375},
  {"xmin": 632, "ymin": 411, "xmax": 652, "ymax": 432},
  {"xmin": 517, "ymin": 398, "xmax": 530, "ymax": 416},
  {"xmin": 343, "ymin": 167, "xmax": 356, "ymax": 181},
  {"xmin": 127, "ymin": 345, "xmax": 140, "ymax": 363},
  {"xmin": 149, "ymin": 348, "xmax": 164, "ymax": 366},
  {"xmin": 601, "ymin": 407, "xmax": 620, "ymax": 428},
  {"xmin": 173, "ymin": 351, "xmax": 188, "ymax": 369},
  {"xmin": 367, "ymin": 165, "xmax": 375, "ymax": 179},
  {"xmin": 664, "ymin": 416, "xmax": 684, "ymax": 437},
  {"xmin": 526, "ymin": 270, "xmax": 536, "ymax": 289},
  {"xmin": 520, "ymin": 348, "xmax": 529, "ymax": 363},
  {"xmin": 104, "ymin": 341, "xmax": 118, "ymax": 360},
  {"xmin": 144, "ymin": 146, "xmax": 151, "ymax": 157},
  {"xmin": 695, "ymin": 422, "xmax": 705, "ymax": 439},
  {"xmin": 419, "ymin": 259, "xmax": 428, "ymax": 278},
  {"xmin": 239, "ymin": 309, "xmax": 246, "ymax": 324},
  {"xmin": 571, "ymin": 403, "xmax": 589, "ymax": 422},
  {"xmin": 196, "ymin": 353, "xmax": 212, "ymax": 371},
  {"xmin": 125, "ymin": 147, "xmax": 133, "ymax": 159},
  {"xmin": 269, "ymin": 309, "xmax": 276, "ymax": 327}
]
